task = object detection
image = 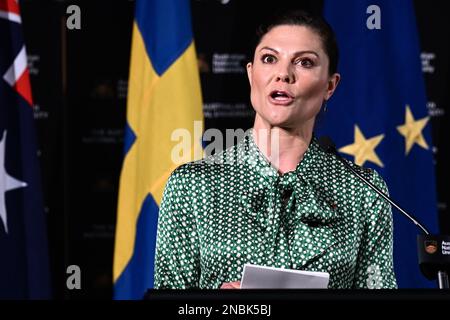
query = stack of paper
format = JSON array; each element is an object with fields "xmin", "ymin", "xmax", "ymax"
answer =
[{"xmin": 240, "ymin": 264, "xmax": 329, "ymax": 289}]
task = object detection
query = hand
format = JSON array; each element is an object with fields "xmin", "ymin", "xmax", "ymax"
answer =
[{"xmin": 220, "ymin": 281, "xmax": 241, "ymax": 289}]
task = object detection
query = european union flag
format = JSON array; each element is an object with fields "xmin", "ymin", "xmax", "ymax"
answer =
[
  {"xmin": 321, "ymin": 0, "xmax": 438, "ymax": 288},
  {"xmin": 0, "ymin": 0, "xmax": 51, "ymax": 298}
]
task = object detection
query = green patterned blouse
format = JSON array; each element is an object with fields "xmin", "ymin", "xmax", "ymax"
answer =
[{"xmin": 154, "ymin": 130, "xmax": 397, "ymax": 289}]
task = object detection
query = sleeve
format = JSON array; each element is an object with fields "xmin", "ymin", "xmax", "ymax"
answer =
[
  {"xmin": 352, "ymin": 170, "xmax": 398, "ymax": 289},
  {"xmin": 153, "ymin": 166, "xmax": 200, "ymax": 289}
]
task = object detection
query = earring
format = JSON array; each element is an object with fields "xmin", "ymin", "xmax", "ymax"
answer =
[{"xmin": 323, "ymin": 101, "xmax": 328, "ymax": 113}]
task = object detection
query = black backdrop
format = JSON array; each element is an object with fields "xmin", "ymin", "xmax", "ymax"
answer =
[{"xmin": 19, "ymin": 0, "xmax": 449, "ymax": 299}]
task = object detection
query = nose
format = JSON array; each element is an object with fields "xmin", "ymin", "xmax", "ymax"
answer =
[{"xmin": 275, "ymin": 66, "xmax": 295, "ymax": 84}]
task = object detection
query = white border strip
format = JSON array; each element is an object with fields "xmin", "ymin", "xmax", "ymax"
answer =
[
  {"xmin": 0, "ymin": 10, "xmax": 21, "ymax": 24},
  {"xmin": 3, "ymin": 46, "xmax": 27, "ymax": 87}
]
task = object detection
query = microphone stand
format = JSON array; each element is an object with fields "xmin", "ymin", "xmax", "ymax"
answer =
[{"xmin": 318, "ymin": 136, "xmax": 450, "ymax": 289}]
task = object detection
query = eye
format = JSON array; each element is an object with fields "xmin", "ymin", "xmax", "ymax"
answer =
[
  {"xmin": 295, "ymin": 58, "xmax": 314, "ymax": 68},
  {"xmin": 261, "ymin": 54, "xmax": 277, "ymax": 64}
]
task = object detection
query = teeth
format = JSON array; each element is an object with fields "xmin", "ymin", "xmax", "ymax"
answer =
[
  {"xmin": 272, "ymin": 92, "xmax": 288, "ymax": 98},
  {"xmin": 272, "ymin": 92, "xmax": 290, "ymax": 100}
]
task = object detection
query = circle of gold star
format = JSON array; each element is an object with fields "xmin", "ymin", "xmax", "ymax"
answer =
[
  {"xmin": 396, "ymin": 104, "xmax": 429, "ymax": 155},
  {"xmin": 339, "ymin": 125, "xmax": 385, "ymax": 167}
]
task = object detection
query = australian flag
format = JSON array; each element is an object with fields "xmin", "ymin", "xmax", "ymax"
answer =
[
  {"xmin": 321, "ymin": 0, "xmax": 439, "ymax": 287},
  {"xmin": 0, "ymin": 0, "xmax": 51, "ymax": 298}
]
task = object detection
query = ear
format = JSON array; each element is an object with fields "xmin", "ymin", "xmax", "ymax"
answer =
[
  {"xmin": 246, "ymin": 62, "xmax": 253, "ymax": 86},
  {"xmin": 324, "ymin": 73, "xmax": 340, "ymax": 101}
]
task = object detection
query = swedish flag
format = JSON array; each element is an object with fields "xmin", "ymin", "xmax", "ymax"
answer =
[
  {"xmin": 113, "ymin": 0, "xmax": 203, "ymax": 299},
  {"xmin": 321, "ymin": 0, "xmax": 438, "ymax": 287}
]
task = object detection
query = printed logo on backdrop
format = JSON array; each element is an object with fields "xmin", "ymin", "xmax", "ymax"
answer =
[
  {"xmin": 442, "ymin": 241, "xmax": 450, "ymax": 255},
  {"xmin": 197, "ymin": 53, "xmax": 211, "ymax": 73},
  {"xmin": 203, "ymin": 103, "xmax": 254, "ymax": 119},
  {"xmin": 33, "ymin": 104, "xmax": 49, "ymax": 120},
  {"xmin": 200, "ymin": 52, "xmax": 254, "ymax": 120},
  {"xmin": 421, "ymin": 52, "xmax": 435, "ymax": 74},
  {"xmin": 24, "ymin": 53, "xmax": 48, "ymax": 120},
  {"xmin": 424, "ymin": 240, "xmax": 438, "ymax": 254},
  {"xmin": 427, "ymin": 101, "xmax": 445, "ymax": 118},
  {"xmin": 117, "ymin": 79, "xmax": 128, "ymax": 100},
  {"xmin": 27, "ymin": 54, "xmax": 40, "ymax": 76},
  {"xmin": 212, "ymin": 53, "xmax": 246, "ymax": 74}
]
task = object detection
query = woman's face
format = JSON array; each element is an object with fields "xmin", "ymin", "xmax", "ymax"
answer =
[{"xmin": 247, "ymin": 25, "xmax": 339, "ymax": 129}]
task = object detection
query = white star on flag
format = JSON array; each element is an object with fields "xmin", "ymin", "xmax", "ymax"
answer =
[{"xmin": 0, "ymin": 130, "xmax": 27, "ymax": 233}]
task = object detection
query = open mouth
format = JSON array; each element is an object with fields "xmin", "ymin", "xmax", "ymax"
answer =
[{"xmin": 269, "ymin": 90, "xmax": 294, "ymax": 105}]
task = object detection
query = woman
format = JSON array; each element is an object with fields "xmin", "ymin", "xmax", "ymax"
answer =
[{"xmin": 154, "ymin": 10, "xmax": 397, "ymax": 289}]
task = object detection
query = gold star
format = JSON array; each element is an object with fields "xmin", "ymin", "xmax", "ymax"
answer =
[
  {"xmin": 339, "ymin": 125, "xmax": 385, "ymax": 167},
  {"xmin": 396, "ymin": 105, "xmax": 429, "ymax": 155}
]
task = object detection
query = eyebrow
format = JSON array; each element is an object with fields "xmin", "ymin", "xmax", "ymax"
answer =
[{"xmin": 259, "ymin": 46, "xmax": 319, "ymax": 58}]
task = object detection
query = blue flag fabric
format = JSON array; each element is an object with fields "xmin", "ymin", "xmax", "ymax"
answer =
[
  {"xmin": 321, "ymin": 0, "xmax": 438, "ymax": 288},
  {"xmin": 0, "ymin": 1, "xmax": 51, "ymax": 298},
  {"xmin": 113, "ymin": 0, "xmax": 203, "ymax": 299}
]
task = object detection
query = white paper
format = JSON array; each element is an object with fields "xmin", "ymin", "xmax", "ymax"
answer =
[{"xmin": 240, "ymin": 264, "xmax": 329, "ymax": 289}]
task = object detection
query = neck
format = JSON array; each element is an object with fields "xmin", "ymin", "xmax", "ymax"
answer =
[{"xmin": 252, "ymin": 116, "xmax": 313, "ymax": 174}]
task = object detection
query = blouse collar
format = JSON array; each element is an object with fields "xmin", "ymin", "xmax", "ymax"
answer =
[{"xmin": 240, "ymin": 128, "xmax": 329, "ymax": 185}]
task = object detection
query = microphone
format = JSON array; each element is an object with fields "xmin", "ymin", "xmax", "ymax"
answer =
[
  {"xmin": 317, "ymin": 136, "xmax": 450, "ymax": 288},
  {"xmin": 317, "ymin": 136, "xmax": 429, "ymax": 234}
]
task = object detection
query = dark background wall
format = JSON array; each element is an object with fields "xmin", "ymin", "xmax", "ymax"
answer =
[{"xmin": 20, "ymin": 0, "xmax": 449, "ymax": 299}]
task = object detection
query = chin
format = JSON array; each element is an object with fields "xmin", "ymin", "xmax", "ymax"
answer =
[
  {"xmin": 265, "ymin": 110, "xmax": 294, "ymax": 126},
  {"xmin": 264, "ymin": 117, "xmax": 295, "ymax": 128}
]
